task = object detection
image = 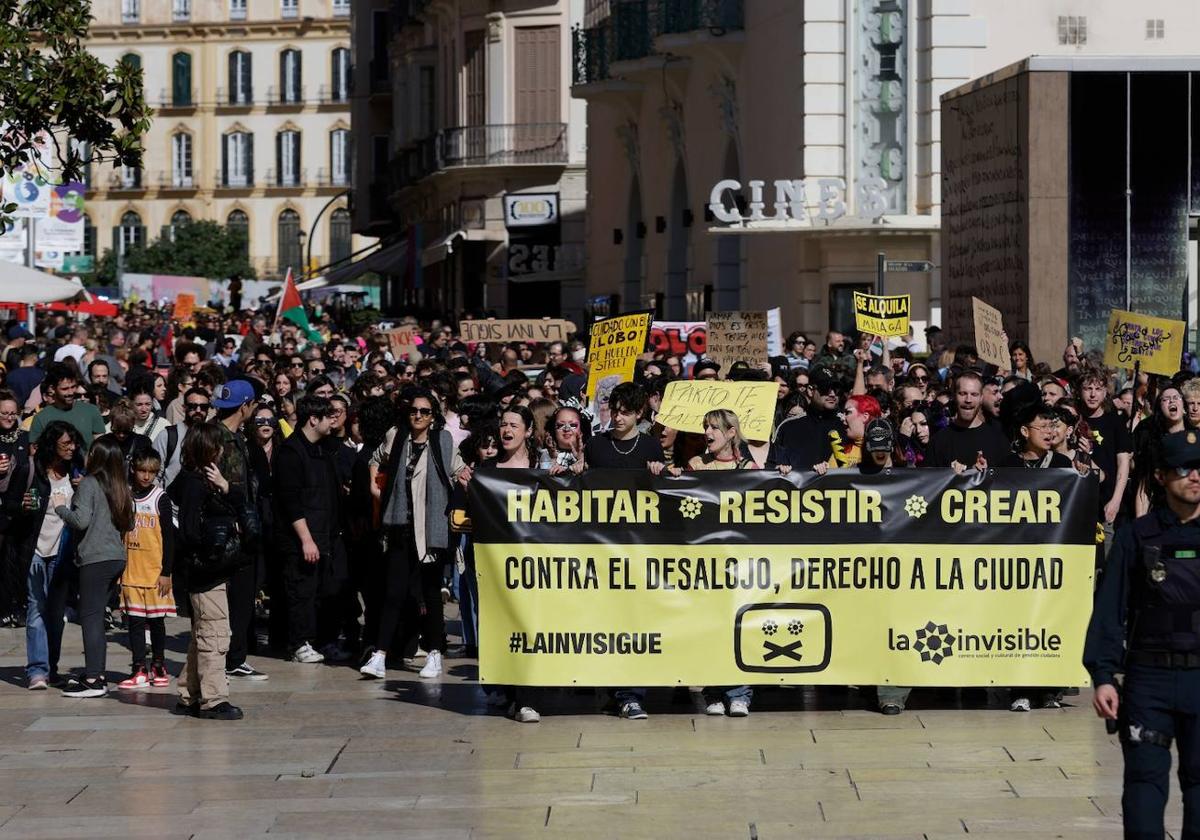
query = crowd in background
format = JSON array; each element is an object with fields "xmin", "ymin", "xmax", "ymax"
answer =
[{"xmin": 0, "ymin": 299, "xmax": 1175, "ymax": 722}]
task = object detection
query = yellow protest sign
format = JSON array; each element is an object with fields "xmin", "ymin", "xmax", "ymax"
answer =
[
  {"xmin": 585, "ymin": 312, "xmax": 652, "ymax": 398},
  {"xmin": 173, "ymin": 293, "xmax": 195, "ymax": 323},
  {"xmin": 853, "ymin": 292, "xmax": 911, "ymax": 337},
  {"xmin": 657, "ymin": 380, "xmax": 778, "ymax": 441},
  {"xmin": 1105, "ymin": 309, "xmax": 1186, "ymax": 376}
]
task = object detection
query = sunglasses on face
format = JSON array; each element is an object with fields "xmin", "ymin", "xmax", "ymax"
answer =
[
  {"xmin": 1173, "ymin": 465, "xmax": 1200, "ymax": 478},
  {"xmin": 409, "ymin": 407, "xmax": 433, "ymax": 417},
  {"xmin": 555, "ymin": 421, "xmax": 579, "ymax": 431},
  {"xmin": 253, "ymin": 417, "xmax": 275, "ymax": 426},
  {"xmin": 912, "ymin": 375, "xmax": 929, "ymax": 382},
  {"xmin": 186, "ymin": 402, "xmax": 210, "ymax": 411}
]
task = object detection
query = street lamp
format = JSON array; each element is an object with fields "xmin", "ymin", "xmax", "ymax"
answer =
[{"xmin": 306, "ymin": 189, "xmax": 350, "ymax": 278}]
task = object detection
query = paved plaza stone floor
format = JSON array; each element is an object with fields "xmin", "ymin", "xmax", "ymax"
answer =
[{"xmin": 0, "ymin": 615, "xmax": 1180, "ymax": 839}]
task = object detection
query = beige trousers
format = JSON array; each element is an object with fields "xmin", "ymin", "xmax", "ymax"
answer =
[{"xmin": 178, "ymin": 582, "xmax": 231, "ymax": 710}]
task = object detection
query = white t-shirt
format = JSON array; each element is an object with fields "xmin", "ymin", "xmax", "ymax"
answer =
[
  {"xmin": 53, "ymin": 343, "xmax": 86, "ymax": 364},
  {"xmin": 35, "ymin": 474, "xmax": 74, "ymax": 558}
]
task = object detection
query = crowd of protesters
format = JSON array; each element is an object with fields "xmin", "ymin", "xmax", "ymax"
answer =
[{"xmin": 0, "ymin": 299, "xmax": 1171, "ymax": 723}]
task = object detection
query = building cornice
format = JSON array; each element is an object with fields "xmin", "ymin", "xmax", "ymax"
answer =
[{"xmin": 88, "ymin": 18, "xmax": 350, "ymax": 42}]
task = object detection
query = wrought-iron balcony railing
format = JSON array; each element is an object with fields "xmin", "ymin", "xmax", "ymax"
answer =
[
  {"xmin": 318, "ymin": 84, "xmax": 351, "ymax": 104},
  {"xmin": 158, "ymin": 88, "xmax": 196, "ymax": 109},
  {"xmin": 657, "ymin": 0, "xmax": 744, "ymax": 34},
  {"xmin": 317, "ymin": 167, "xmax": 352, "ymax": 187},
  {"xmin": 215, "ymin": 169, "xmax": 254, "ymax": 189},
  {"xmin": 265, "ymin": 167, "xmax": 307, "ymax": 188},
  {"xmin": 266, "ymin": 85, "xmax": 306, "ymax": 106},
  {"xmin": 438, "ymin": 124, "xmax": 568, "ymax": 168},
  {"xmin": 572, "ymin": 0, "xmax": 658, "ymax": 85},
  {"xmin": 157, "ymin": 171, "xmax": 196, "ymax": 189}
]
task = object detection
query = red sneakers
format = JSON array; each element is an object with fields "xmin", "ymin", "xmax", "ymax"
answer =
[
  {"xmin": 150, "ymin": 663, "xmax": 170, "ymax": 688},
  {"xmin": 118, "ymin": 667, "xmax": 150, "ymax": 691}
]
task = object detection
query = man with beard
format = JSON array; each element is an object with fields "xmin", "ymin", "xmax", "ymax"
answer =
[
  {"xmin": 1079, "ymin": 368, "xmax": 1132, "ymax": 540},
  {"xmin": 153, "ymin": 387, "xmax": 212, "ymax": 487},
  {"xmin": 775, "ymin": 368, "xmax": 846, "ymax": 470},
  {"xmin": 924, "ymin": 371, "xmax": 1009, "ymax": 470}
]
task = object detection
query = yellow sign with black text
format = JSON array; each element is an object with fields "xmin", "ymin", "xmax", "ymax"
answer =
[
  {"xmin": 656, "ymin": 380, "xmax": 778, "ymax": 440},
  {"xmin": 1104, "ymin": 308, "xmax": 1186, "ymax": 376},
  {"xmin": 853, "ymin": 292, "xmax": 911, "ymax": 338},
  {"xmin": 471, "ymin": 469, "xmax": 1096, "ymax": 687},
  {"xmin": 585, "ymin": 311, "xmax": 653, "ymax": 398}
]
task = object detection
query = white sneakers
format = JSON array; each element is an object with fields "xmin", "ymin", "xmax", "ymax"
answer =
[
  {"xmin": 419, "ymin": 650, "xmax": 443, "ymax": 679},
  {"xmin": 508, "ymin": 702, "xmax": 540, "ymax": 723},
  {"xmin": 292, "ymin": 642, "xmax": 325, "ymax": 664},
  {"xmin": 705, "ymin": 701, "xmax": 726, "ymax": 716},
  {"xmin": 728, "ymin": 699, "xmax": 750, "ymax": 717},
  {"xmin": 359, "ymin": 650, "xmax": 386, "ymax": 679}
]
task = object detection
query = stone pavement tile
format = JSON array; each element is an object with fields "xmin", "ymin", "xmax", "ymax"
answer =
[
  {"xmin": 635, "ymin": 790, "xmax": 832, "ymax": 820},
  {"xmin": 26, "ymin": 714, "xmax": 179, "ymax": 732},
  {"xmin": 0, "ymin": 813, "xmax": 275, "ymax": 839},
  {"xmin": 545, "ymin": 804, "xmax": 748, "ymax": 838},
  {"xmin": 1091, "ymin": 794, "xmax": 1183, "ymax": 819},
  {"xmin": 190, "ymin": 795, "xmax": 420, "ymax": 816},
  {"xmin": 591, "ymin": 767, "xmax": 852, "ymax": 794},
  {"xmin": 1005, "ymin": 742, "xmax": 1117, "ymax": 764},
  {"xmin": 847, "ymin": 765, "xmax": 1070, "ymax": 783},
  {"xmin": 331, "ymin": 769, "xmax": 600, "ymax": 796},
  {"xmin": 755, "ymin": 823, "xmax": 928, "ymax": 840},
  {"xmin": 515, "ymin": 747, "xmax": 767, "ymax": 770},
  {"xmin": 16, "ymin": 795, "xmax": 203, "ymax": 819},
  {"xmin": 414, "ymin": 792, "xmax": 635, "ymax": 810},
  {"xmin": 1008, "ymin": 775, "xmax": 1124, "ymax": 798},
  {"xmin": 851, "ymin": 776, "xmax": 1020, "ymax": 800},
  {"xmin": 577, "ymin": 728, "xmax": 821, "ymax": 749},
  {"xmin": 75, "ymin": 777, "xmax": 339, "ymax": 805},
  {"xmin": 324, "ymin": 749, "xmax": 510, "ymax": 774},
  {"xmin": 340, "ymin": 732, "xmax": 583, "ymax": 752},
  {"xmin": 146, "ymin": 734, "xmax": 347, "ymax": 753},
  {"xmin": 269, "ymin": 805, "xmax": 549, "ymax": 834},
  {"xmin": 811, "ymin": 723, "xmax": 1056, "ymax": 746},
  {"xmin": 0, "ymin": 779, "xmax": 86, "ymax": 807},
  {"xmin": 924, "ymin": 832, "xmax": 1125, "ymax": 839},
  {"xmin": 763, "ymin": 743, "xmax": 937, "ymax": 768}
]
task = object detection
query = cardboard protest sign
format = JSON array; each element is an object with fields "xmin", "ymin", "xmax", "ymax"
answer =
[
  {"xmin": 657, "ymin": 380, "xmax": 778, "ymax": 441},
  {"xmin": 1105, "ymin": 309, "xmax": 1186, "ymax": 376},
  {"xmin": 705, "ymin": 311, "xmax": 768, "ymax": 373},
  {"xmin": 767, "ymin": 307, "xmax": 783, "ymax": 356},
  {"xmin": 972, "ymin": 297, "xmax": 1007, "ymax": 368},
  {"xmin": 853, "ymin": 293, "xmax": 910, "ymax": 338},
  {"xmin": 585, "ymin": 311, "xmax": 652, "ymax": 398},
  {"xmin": 383, "ymin": 326, "xmax": 419, "ymax": 359},
  {"xmin": 461, "ymin": 318, "xmax": 576, "ymax": 344},
  {"xmin": 174, "ymin": 293, "xmax": 195, "ymax": 323}
]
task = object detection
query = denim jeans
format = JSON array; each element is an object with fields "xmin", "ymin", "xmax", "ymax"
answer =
[
  {"xmin": 704, "ymin": 685, "xmax": 753, "ymax": 705},
  {"xmin": 453, "ymin": 536, "xmax": 479, "ymax": 649},
  {"xmin": 26, "ymin": 551, "xmax": 71, "ymax": 680}
]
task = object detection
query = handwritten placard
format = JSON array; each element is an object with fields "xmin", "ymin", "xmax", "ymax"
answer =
[
  {"xmin": 460, "ymin": 318, "xmax": 576, "ymax": 344},
  {"xmin": 657, "ymin": 380, "xmax": 778, "ymax": 441},
  {"xmin": 853, "ymin": 293, "xmax": 911, "ymax": 338},
  {"xmin": 972, "ymin": 297, "xmax": 1007, "ymax": 368},
  {"xmin": 585, "ymin": 311, "xmax": 652, "ymax": 398},
  {"xmin": 705, "ymin": 311, "xmax": 768, "ymax": 374},
  {"xmin": 1104, "ymin": 309, "xmax": 1185, "ymax": 376},
  {"xmin": 173, "ymin": 293, "xmax": 195, "ymax": 323},
  {"xmin": 382, "ymin": 326, "xmax": 419, "ymax": 359}
]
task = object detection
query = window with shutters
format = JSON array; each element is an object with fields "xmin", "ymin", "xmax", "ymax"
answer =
[
  {"xmin": 330, "ymin": 129, "xmax": 350, "ymax": 185},
  {"xmin": 333, "ymin": 0, "xmax": 350, "ymax": 17},
  {"xmin": 172, "ymin": 53, "xmax": 192, "ymax": 107},
  {"xmin": 278, "ymin": 209, "xmax": 301, "ymax": 274},
  {"xmin": 82, "ymin": 215, "xmax": 96, "ymax": 259},
  {"xmin": 229, "ymin": 0, "xmax": 246, "ymax": 20},
  {"xmin": 227, "ymin": 210, "xmax": 249, "ymax": 256},
  {"xmin": 331, "ymin": 48, "xmax": 350, "ymax": 102},
  {"xmin": 120, "ymin": 165, "xmax": 142, "ymax": 189},
  {"xmin": 229, "ymin": 51, "xmax": 252, "ymax": 105},
  {"xmin": 280, "ymin": 49, "xmax": 302, "ymax": 104},
  {"xmin": 224, "ymin": 131, "xmax": 253, "ymax": 187},
  {"xmin": 169, "ymin": 210, "xmax": 192, "ymax": 240},
  {"xmin": 173, "ymin": 0, "xmax": 191, "ymax": 21},
  {"xmin": 419, "ymin": 66, "xmax": 435, "ymax": 137},
  {"xmin": 281, "ymin": 0, "xmax": 298, "ymax": 19},
  {"xmin": 172, "ymin": 133, "xmax": 193, "ymax": 187},
  {"xmin": 120, "ymin": 211, "xmax": 144, "ymax": 251},
  {"xmin": 122, "ymin": 0, "xmax": 140, "ymax": 24},
  {"xmin": 277, "ymin": 130, "xmax": 301, "ymax": 186},
  {"xmin": 464, "ymin": 31, "xmax": 486, "ymax": 127},
  {"xmin": 513, "ymin": 27, "xmax": 561, "ymax": 157},
  {"xmin": 329, "ymin": 208, "xmax": 351, "ymax": 265}
]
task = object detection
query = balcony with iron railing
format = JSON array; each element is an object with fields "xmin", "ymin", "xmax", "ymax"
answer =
[
  {"xmin": 572, "ymin": 0, "xmax": 657, "ymax": 87},
  {"xmin": 318, "ymin": 84, "xmax": 350, "ymax": 105},
  {"xmin": 216, "ymin": 87, "xmax": 254, "ymax": 108},
  {"xmin": 157, "ymin": 171, "xmax": 196, "ymax": 189},
  {"xmin": 439, "ymin": 124, "xmax": 568, "ymax": 169},
  {"xmin": 215, "ymin": 170, "xmax": 254, "ymax": 189},
  {"xmin": 157, "ymin": 88, "xmax": 197, "ymax": 110},
  {"xmin": 265, "ymin": 167, "xmax": 307, "ymax": 188},
  {"xmin": 317, "ymin": 167, "xmax": 352, "ymax": 187},
  {"xmin": 266, "ymin": 85, "xmax": 306, "ymax": 107}
]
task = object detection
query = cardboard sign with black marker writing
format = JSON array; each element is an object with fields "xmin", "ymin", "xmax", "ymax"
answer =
[
  {"xmin": 972, "ymin": 297, "xmax": 1007, "ymax": 368},
  {"xmin": 460, "ymin": 319, "xmax": 576, "ymax": 344},
  {"xmin": 705, "ymin": 311, "xmax": 768, "ymax": 374}
]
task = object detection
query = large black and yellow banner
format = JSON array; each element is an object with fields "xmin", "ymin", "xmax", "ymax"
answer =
[{"xmin": 471, "ymin": 469, "xmax": 1097, "ymax": 687}]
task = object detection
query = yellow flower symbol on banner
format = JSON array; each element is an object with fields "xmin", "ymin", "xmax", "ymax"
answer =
[
  {"xmin": 904, "ymin": 495, "xmax": 928, "ymax": 518},
  {"xmin": 679, "ymin": 497, "xmax": 703, "ymax": 519}
]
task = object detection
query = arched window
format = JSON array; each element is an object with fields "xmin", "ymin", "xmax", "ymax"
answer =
[
  {"xmin": 329, "ymin": 208, "xmax": 351, "ymax": 265},
  {"xmin": 279, "ymin": 49, "xmax": 302, "ymax": 104},
  {"xmin": 222, "ymin": 131, "xmax": 253, "ymax": 187},
  {"xmin": 171, "ymin": 209, "xmax": 192, "ymax": 227},
  {"xmin": 171, "ymin": 132, "xmax": 193, "ymax": 187},
  {"xmin": 228, "ymin": 50, "xmax": 252, "ymax": 105},
  {"xmin": 119, "ymin": 211, "xmax": 144, "ymax": 252},
  {"xmin": 277, "ymin": 209, "xmax": 301, "ymax": 275},
  {"xmin": 171, "ymin": 52, "xmax": 192, "ymax": 106},
  {"xmin": 331, "ymin": 47, "xmax": 350, "ymax": 102},
  {"xmin": 330, "ymin": 128, "xmax": 350, "ymax": 186},
  {"xmin": 227, "ymin": 209, "xmax": 249, "ymax": 257}
]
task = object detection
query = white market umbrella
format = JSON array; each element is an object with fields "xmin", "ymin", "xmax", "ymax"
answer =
[{"xmin": 0, "ymin": 263, "xmax": 86, "ymax": 303}]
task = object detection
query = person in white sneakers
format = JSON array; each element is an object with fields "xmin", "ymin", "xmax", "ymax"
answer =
[{"xmin": 360, "ymin": 389, "xmax": 462, "ymax": 682}]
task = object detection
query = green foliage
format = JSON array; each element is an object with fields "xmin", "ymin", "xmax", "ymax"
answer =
[
  {"xmin": 348, "ymin": 306, "xmax": 381, "ymax": 334},
  {"xmin": 109, "ymin": 220, "xmax": 256, "ymax": 281},
  {"xmin": 0, "ymin": 0, "xmax": 151, "ymax": 220}
]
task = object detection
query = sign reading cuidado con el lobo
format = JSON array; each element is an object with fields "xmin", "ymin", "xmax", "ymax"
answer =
[
  {"xmin": 657, "ymin": 380, "xmax": 777, "ymax": 441},
  {"xmin": 1104, "ymin": 308, "xmax": 1185, "ymax": 377},
  {"xmin": 471, "ymin": 468, "xmax": 1096, "ymax": 687},
  {"xmin": 853, "ymin": 292, "xmax": 911, "ymax": 338},
  {"xmin": 585, "ymin": 311, "xmax": 652, "ymax": 399}
]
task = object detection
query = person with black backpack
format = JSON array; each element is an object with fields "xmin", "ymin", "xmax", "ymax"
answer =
[
  {"xmin": 168, "ymin": 421, "xmax": 245, "ymax": 721},
  {"xmin": 152, "ymin": 386, "xmax": 212, "ymax": 488}
]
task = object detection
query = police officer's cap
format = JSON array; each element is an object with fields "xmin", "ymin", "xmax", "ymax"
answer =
[{"xmin": 1160, "ymin": 430, "xmax": 1200, "ymax": 469}]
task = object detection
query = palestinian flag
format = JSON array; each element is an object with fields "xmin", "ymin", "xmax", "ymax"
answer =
[{"xmin": 275, "ymin": 267, "xmax": 323, "ymax": 343}]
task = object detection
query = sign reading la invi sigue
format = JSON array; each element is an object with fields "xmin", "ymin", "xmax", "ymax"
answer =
[{"xmin": 470, "ymin": 468, "xmax": 1097, "ymax": 687}]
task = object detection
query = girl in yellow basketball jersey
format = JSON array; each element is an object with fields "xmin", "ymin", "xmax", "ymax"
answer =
[{"xmin": 117, "ymin": 450, "xmax": 176, "ymax": 690}]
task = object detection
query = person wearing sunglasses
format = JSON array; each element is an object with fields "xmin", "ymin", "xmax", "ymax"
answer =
[
  {"xmin": 775, "ymin": 368, "xmax": 847, "ymax": 472},
  {"xmin": 547, "ymin": 406, "xmax": 587, "ymax": 475},
  {"xmin": 1086, "ymin": 429, "xmax": 1200, "ymax": 838},
  {"xmin": 152, "ymin": 386, "xmax": 212, "ymax": 487}
]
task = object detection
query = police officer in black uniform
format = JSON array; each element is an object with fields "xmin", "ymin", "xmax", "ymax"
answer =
[{"xmin": 1085, "ymin": 429, "xmax": 1200, "ymax": 839}]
